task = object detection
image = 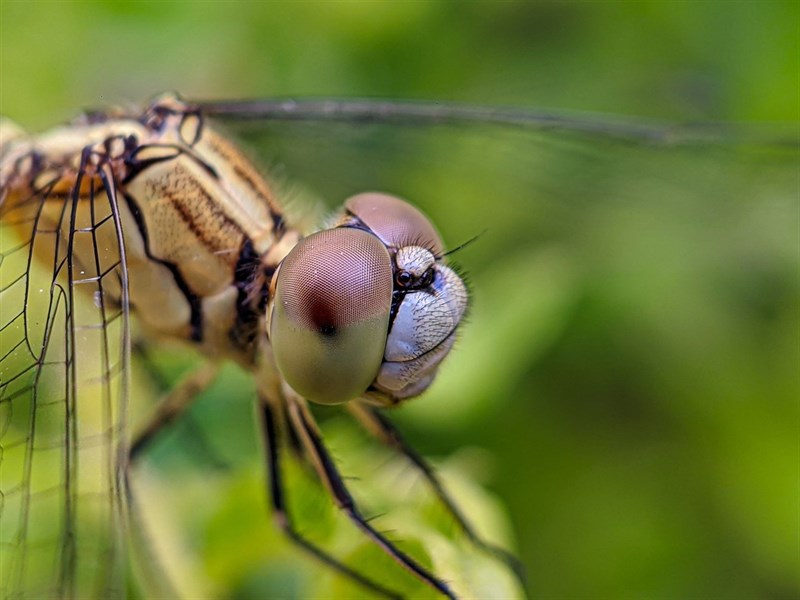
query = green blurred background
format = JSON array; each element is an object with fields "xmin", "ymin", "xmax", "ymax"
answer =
[{"xmin": 2, "ymin": 2, "xmax": 797, "ymax": 599}]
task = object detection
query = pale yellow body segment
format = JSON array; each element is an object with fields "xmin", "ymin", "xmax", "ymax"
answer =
[{"xmin": 1, "ymin": 97, "xmax": 298, "ymax": 367}]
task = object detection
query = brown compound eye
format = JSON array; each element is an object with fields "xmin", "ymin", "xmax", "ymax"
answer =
[
  {"xmin": 344, "ymin": 192, "xmax": 444, "ymax": 254},
  {"xmin": 268, "ymin": 228, "xmax": 393, "ymax": 405}
]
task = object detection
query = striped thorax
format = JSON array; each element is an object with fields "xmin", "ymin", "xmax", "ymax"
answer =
[{"xmin": 1, "ymin": 94, "xmax": 468, "ymax": 407}]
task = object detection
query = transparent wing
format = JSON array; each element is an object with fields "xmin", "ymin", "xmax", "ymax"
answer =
[
  {"xmin": 208, "ymin": 100, "xmax": 798, "ymax": 272},
  {"xmin": 0, "ymin": 157, "xmax": 130, "ymax": 598},
  {"xmin": 200, "ymin": 97, "xmax": 798, "ymax": 145}
]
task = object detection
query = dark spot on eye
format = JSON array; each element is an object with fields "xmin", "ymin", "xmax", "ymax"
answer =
[
  {"xmin": 308, "ymin": 297, "xmax": 337, "ymax": 335},
  {"xmin": 318, "ymin": 323, "xmax": 337, "ymax": 337}
]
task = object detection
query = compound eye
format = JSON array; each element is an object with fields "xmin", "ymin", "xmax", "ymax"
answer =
[
  {"xmin": 344, "ymin": 192, "xmax": 444, "ymax": 254},
  {"xmin": 269, "ymin": 228, "xmax": 393, "ymax": 405}
]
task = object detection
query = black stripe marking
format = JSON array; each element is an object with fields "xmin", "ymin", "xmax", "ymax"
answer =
[
  {"xmin": 122, "ymin": 191, "xmax": 205, "ymax": 342},
  {"xmin": 123, "ymin": 142, "xmax": 219, "ymax": 185},
  {"xmin": 230, "ymin": 237, "xmax": 272, "ymax": 352}
]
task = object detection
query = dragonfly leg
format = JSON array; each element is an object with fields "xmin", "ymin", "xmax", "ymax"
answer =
[
  {"xmin": 129, "ymin": 362, "xmax": 221, "ymax": 461},
  {"xmin": 348, "ymin": 401, "xmax": 527, "ymax": 586},
  {"xmin": 257, "ymin": 393, "xmax": 402, "ymax": 599},
  {"xmin": 284, "ymin": 395, "xmax": 458, "ymax": 599},
  {"xmin": 130, "ymin": 347, "xmax": 230, "ymax": 469}
]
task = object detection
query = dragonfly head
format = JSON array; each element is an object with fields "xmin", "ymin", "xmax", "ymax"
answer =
[{"xmin": 267, "ymin": 193, "xmax": 468, "ymax": 406}]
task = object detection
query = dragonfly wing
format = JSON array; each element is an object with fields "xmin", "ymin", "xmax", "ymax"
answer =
[
  {"xmin": 216, "ymin": 109, "xmax": 798, "ymax": 288},
  {"xmin": 0, "ymin": 159, "xmax": 130, "ymax": 598}
]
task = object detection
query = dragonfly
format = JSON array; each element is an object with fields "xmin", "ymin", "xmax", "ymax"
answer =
[{"xmin": 0, "ymin": 94, "xmax": 796, "ymax": 599}]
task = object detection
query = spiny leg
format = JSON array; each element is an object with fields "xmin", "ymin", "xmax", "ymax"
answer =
[
  {"xmin": 348, "ymin": 401, "xmax": 526, "ymax": 585},
  {"xmin": 285, "ymin": 394, "xmax": 457, "ymax": 599},
  {"xmin": 257, "ymin": 393, "xmax": 401, "ymax": 599}
]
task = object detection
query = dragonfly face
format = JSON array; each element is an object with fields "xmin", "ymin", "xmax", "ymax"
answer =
[{"xmin": 269, "ymin": 192, "xmax": 468, "ymax": 406}]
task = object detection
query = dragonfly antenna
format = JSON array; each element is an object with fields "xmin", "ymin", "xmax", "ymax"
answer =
[{"xmin": 441, "ymin": 230, "xmax": 486, "ymax": 258}]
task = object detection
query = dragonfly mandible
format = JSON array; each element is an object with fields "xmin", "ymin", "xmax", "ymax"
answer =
[{"xmin": 1, "ymin": 93, "xmax": 796, "ymax": 599}]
